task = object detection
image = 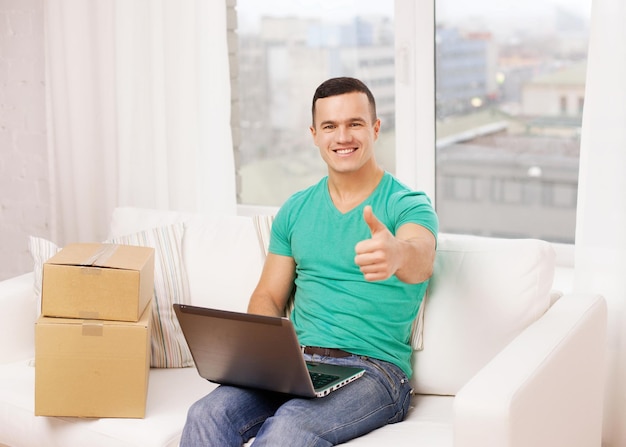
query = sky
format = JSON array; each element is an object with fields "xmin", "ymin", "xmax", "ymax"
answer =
[
  {"xmin": 436, "ymin": 0, "xmax": 591, "ymax": 21},
  {"xmin": 238, "ymin": 0, "xmax": 393, "ymax": 18},
  {"xmin": 238, "ymin": 0, "xmax": 593, "ymax": 27}
]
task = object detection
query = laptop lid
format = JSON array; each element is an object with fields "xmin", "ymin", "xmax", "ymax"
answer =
[{"xmin": 173, "ymin": 304, "xmax": 364, "ymax": 398}]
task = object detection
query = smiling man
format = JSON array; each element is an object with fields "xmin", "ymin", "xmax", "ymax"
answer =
[{"xmin": 180, "ymin": 77, "xmax": 439, "ymax": 447}]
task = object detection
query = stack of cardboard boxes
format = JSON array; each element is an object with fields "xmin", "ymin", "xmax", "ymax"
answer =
[{"xmin": 35, "ymin": 243, "xmax": 155, "ymax": 418}]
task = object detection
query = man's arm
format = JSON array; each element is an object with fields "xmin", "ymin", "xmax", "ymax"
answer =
[
  {"xmin": 247, "ymin": 253, "xmax": 296, "ymax": 317},
  {"xmin": 354, "ymin": 205, "xmax": 436, "ymax": 284}
]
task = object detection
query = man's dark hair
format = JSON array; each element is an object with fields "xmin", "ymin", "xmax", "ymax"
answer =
[{"xmin": 311, "ymin": 77, "xmax": 377, "ymax": 126}]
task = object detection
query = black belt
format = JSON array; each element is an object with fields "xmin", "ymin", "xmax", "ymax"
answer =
[{"xmin": 302, "ymin": 346, "xmax": 352, "ymax": 358}]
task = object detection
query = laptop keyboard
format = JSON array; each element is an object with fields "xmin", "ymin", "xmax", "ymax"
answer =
[{"xmin": 309, "ymin": 372, "xmax": 339, "ymax": 388}]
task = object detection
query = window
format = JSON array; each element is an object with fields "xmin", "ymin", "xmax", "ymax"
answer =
[
  {"xmin": 578, "ymin": 96, "xmax": 585, "ymax": 114},
  {"xmin": 560, "ymin": 96, "xmax": 568, "ymax": 114},
  {"xmin": 433, "ymin": 0, "xmax": 591, "ymax": 242},
  {"xmin": 233, "ymin": 0, "xmax": 591, "ymax": 244},
  {"xmin": 443, "ymin": 176, "xmax": 480, "ymax": 201}
]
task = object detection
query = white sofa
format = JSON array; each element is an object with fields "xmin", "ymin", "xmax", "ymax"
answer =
[{"xmin": 0, "ymin": 207, "xmax": 607, "ymax": 447}]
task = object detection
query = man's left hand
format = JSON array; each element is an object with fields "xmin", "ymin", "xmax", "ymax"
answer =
[{"xmin": 354, "ymin": 205, "xmax": 400, "ymax": 281}]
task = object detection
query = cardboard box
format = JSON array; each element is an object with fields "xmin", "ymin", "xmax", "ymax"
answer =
[
  {"xmin": 35, "ymin": 302, "xmax": 152, "ymax": 418},
  {"xmin": 42, "ymin": 243, "xmax": 154, "ymax": 322}
]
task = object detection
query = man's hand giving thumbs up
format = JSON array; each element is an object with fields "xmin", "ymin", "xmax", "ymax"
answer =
[{"xmin": 354, "ymin": 205, "xmax": 436, "ymax": 284}]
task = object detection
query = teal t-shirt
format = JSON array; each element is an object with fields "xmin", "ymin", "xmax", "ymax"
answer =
[{"xmin": 269, "ymin": 172, "xmax": 439, "ymax": 377}]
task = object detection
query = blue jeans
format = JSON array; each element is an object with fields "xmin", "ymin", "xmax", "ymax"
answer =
[{"xmin": 180, "ymin": 354, "xmax": 413, "ymax": 446}]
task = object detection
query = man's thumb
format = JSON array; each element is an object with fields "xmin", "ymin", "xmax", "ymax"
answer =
[{"xmin": 363, "ymin": 205, "xmax": 385, "ymax": 235}]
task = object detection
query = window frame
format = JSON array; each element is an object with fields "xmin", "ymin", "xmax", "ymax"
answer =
[{"xmin": 394, "ymin": 0, "xmax": 436, "ymax": 201}]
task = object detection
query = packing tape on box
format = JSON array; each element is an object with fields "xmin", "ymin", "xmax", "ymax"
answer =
[
  {"xmin": 79, "ymin": 244, "xmax": 119, "ymax": 267},
  {"xmin": 82, "ymin": 322, "xmax": 104, "ymax": 337}
]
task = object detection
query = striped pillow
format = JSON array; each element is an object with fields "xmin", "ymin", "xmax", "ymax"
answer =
[{"xmin": 107, "ymin": 223, "xmax": 193, "ymax": 368}]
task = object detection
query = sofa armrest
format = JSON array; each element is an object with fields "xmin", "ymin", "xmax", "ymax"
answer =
[
  {"xmin": 453, "ymin": 293, "xmax": 607, "ymax": 447},
  {"xmin": 0, "ymin": 272, "xmax": 37, "ymax": 363}
]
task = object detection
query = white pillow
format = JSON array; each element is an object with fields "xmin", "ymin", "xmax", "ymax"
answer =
[
  {"xmin": 28, "ymin": 236, "xmax": 61, "ymax": 318},
  {"xmin": 412, "ymin": 234, "xmax": 556, "ymax": 395},
  {"xmin": 183, "ymin": 215, "xmax": 265, "ymax": 312}
]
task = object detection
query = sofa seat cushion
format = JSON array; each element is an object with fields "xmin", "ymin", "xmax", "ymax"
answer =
[
  {"xmin": 343, "ymin": 395, "xmax": 454, "ymax": 445},
  {"xmin": 0, "ymin": 358, "xmax": 455, "ymax": 447},
  {"xmin": 0, "ymin": 360, "xmax": 215, "ymax": 447},
  {"xmin": 246, "ymin": 395, "xmax": 454, "ymax": 446}
]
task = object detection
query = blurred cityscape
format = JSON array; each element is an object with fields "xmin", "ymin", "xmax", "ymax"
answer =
[{"xmin": 236, "ymin": 3, "xmax": 589, "ymax": 243}]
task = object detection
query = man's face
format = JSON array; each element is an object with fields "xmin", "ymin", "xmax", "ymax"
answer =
[{"xmin": 310, "ymin": 92, "xmax": 380, "ymax": 175}]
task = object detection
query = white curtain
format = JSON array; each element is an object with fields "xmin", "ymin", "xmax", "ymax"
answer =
[
  {"xmin": 574, "ymin": 0, "xmax": 626, "ymax": 445},
  {"xmin": 45, "ymin": 0, "xmax": 235, "ymax": 245}
]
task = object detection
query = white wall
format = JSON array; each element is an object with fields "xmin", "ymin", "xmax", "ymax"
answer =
[{"xmin": 0, "ymin": 0, "xmax": 49, "ymax": 281}]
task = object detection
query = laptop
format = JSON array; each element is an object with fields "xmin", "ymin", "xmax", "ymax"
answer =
[{"xmin": 173, "ymin": 304, "xmax": 365, "ymax": 398}]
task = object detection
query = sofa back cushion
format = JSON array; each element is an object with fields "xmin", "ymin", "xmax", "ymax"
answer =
[
  {"xmin": 182, "ymin": 216, "xmax": 264, "ymax": 312},
  {"xmin": 412, "ymin": 233, "xmax": 556, "ymax": 395}
]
